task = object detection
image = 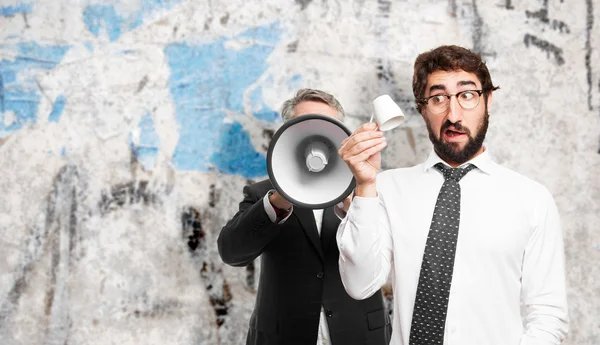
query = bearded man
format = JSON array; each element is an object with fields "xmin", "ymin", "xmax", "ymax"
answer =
[{"xmin": 335, "ymin": 45, "xmax": 569, "ymax": 345}]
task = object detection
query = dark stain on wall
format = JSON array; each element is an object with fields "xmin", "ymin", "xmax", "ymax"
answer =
[
  {"xmin": 220, "ymin": 12, "xmax": 230, "ymax": 25},
  {"xmin": 525, "ymin": 8, "xmax": 571, "ymax": 34},
  {"xmin": 21, "ymin": 12, "xmax": 30, "ymax": 28},
  {"xmin": 295, "ymin": 0, "xmax": 312, "ymax": 11},
  {"xmin": 447, "ymin": 0, "xmax": 457, "ymax": 17},
  {"xmin": 204, "ymin": 17, "xmax": 212, "ymax": 31},
  {"xmin": 136, "ymin": 75, "xmax": 149, "ymax": 93},
  {"xmin": 471, "ymin": 0, "xmax": 483, "ymax": 54},
  {"xmin": 98, "ymin": 181, "xmax": 160, "ymax": 215},
  {"xmin": 182, "ymin": 207, "xmax": 231, "ymax": 327},
  {"xmin": 183, "ymin": 207, "xmax": 206, "ymax": 252},
  {"xmin": 209, "ymin": 184, "xmax": 218, "ymax": 208},
  {"xmin": 505, "ymin": 0, "xmax": 514, "ymax": 10},
  {"xmin": 523, "ymin": 34, "xmax": 565, "ymax": 65},
  {"xmin": 585, "ymin": 0, "xmax": 594, "ymax": 112},
  {"xmin": 377, "ymin": 0, "xmax": 391, "ymax": 15},
  {"xmin": 0, "ymin": 166, "xmax": 79, "ymax": 340},
  {"xmin": 262, "ymin": 128, "xmax": 274, "ymax": 151},
  {"xmin": 131, "ymin": 298, "xmax": 183, "ymax": 318},
  {"xmin": 44, "ymin": 166, "xmax": 79, "ymax": 334},
  {"xmin": 287, "ymin": 40, "xmax": 298, "ymax": 53},
  {"xmin": 202, "ymin": 262, "xmax": 232, "ymax": 327}
]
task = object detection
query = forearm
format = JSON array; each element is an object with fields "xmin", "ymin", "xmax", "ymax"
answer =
[
  {"xmin": 336, "ymin": 196, "xmax": 392, "ymax": 300},
  {"xmin": 520, "ymin": 190, "xmax": 569, "ymax": 344},
  {"xmin": 217, "ymin": 200, "xmax": 283, "ymax": 267}
]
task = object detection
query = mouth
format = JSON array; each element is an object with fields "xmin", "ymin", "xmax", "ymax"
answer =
[{"xmin": 443, "ymin": 128, "xmax": 467, "ymax": 142}]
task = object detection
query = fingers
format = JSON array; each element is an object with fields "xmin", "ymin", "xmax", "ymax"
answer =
[
  {"xmin": 345, "ymin": 141, "xmax": 387, "ymax": 165},
  {"xmin": 339, "ymin": 135, "xmax": 386, "ymax": 161},
  {"xmin": 340, "ymin": 122, "xmax": 382, "ymax": 147},
  {"xmin": 344, "ymin": 136, "xmax": 386, "ymax": 156}
]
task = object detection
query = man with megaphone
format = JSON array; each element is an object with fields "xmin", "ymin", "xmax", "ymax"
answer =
[
  {"xmin": 336, "ymin": 45, "xmax": 569, "ymax": 345},
  {"xmin": 218, "ymin": 89, "xmax": 391, "ymax": 345}
]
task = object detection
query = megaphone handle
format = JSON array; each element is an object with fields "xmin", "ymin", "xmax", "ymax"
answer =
[{"xmin": 369, "ymin": 112, "xmax": 374, "ymax": 123}]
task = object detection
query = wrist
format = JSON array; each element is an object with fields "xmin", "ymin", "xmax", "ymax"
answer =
[
  {"xmin": 354, "ymin": 182, "xmax": 377, "ymax": 198},
  {"xmin": 268, "ymin": 190, "xmax": 292, "ymax": 211}
]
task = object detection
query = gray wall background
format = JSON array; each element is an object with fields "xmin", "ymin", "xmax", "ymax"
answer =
[{"xmin": 0, "ymin": 0, "xmax": 598, "ymax": 344}]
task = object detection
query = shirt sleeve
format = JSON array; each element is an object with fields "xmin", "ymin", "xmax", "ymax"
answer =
[
  {"xmin": 262, "ymin": 189, "xmax": 294, "ymax": 224},
  {"xmin": 520, "ymin": 189, "xmax": 569, "ymax": 345},
  {"xmin": 336, "ymin": 192, "xmax": 393, "ymax": 300}
]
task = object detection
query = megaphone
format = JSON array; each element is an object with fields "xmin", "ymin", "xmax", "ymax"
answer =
[{"xmin": 267, "ymin": 114, "xmax": 355, "ymax": 209}]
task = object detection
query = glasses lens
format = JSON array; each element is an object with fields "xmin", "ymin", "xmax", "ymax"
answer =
[
  {"xmin": 457, "ymin": 91, "xmax": 481, "ymax": 109},
  {"xmin": 427, "ymin": 95, "xmax": 448, "ymax": 114}
]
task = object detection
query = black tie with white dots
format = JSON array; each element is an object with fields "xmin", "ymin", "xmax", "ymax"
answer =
[{"xmin": 409, "ymin": 162, "xmax": 477, "ymax": 345}]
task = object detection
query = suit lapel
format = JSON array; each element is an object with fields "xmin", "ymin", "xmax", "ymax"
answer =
[
  {"xmin": 293, "ymin": 207, "xmax": 325, "ymax": 261},
  {"xmin": 320, "ymin": 207, "xmax": 340, "ymax": 254}
]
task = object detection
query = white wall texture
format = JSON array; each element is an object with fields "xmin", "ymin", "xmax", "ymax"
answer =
[{"xmin": 0, "ymin": 0, "xmax": 598, "ymax": 344}]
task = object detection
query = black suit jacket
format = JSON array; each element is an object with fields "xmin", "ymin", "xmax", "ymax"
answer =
[{"xmin": 218, "ymin": 180, "xmax": 391, "ymax": 345}]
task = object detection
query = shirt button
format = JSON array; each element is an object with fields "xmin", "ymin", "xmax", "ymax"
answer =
[
  {"xmin": 316, "ymin": 272, "xmax": 324, "ymax": 279},
  {"xmin": 325, "ymin": 309, "xmax": 333, "ymax": 317}
]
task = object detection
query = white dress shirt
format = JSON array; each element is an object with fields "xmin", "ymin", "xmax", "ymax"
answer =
[
  {"xmin": 263, "ymin": 193, "xmax": 332, "ymax": 345},
  {"xmin": 336, "ymin": 149, "xmax": 568, "ymax": 345}
]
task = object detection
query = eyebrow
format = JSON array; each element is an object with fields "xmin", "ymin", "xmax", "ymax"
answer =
[{"xmin": 428, "ymin": 80, "xmax": 478, "ymax": 94}]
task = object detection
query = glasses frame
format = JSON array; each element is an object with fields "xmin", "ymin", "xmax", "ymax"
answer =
[{"xmin": 419, "ymin": 90, "xmax": 484, "ymax": 114}]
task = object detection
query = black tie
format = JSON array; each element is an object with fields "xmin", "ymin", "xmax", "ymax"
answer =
[{"xmin": 409, "ymin": 162, "xmax": 477, "ymax": 345}]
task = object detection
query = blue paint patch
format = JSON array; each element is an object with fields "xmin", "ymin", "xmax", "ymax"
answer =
[
  {"xmin": 164, "ymin": 21, "xmax": 284, "ymax": 177},
  {"xmin": 209, "ymin": 122, "xmax": 267, "ymax": 177},
  {"xmin": 0, "ymin": 41, "xmax": 70, "ymax": 137},
  {"xmin": 83, "ymin": 5, "xmax": 123, "ymax": 41},
  {"xmin": 0, "ymin": 2, "xmax": 33, "ymax": 17},
  {"xmin": 249, "ymin": 86, "xmax": 279, "ymax": 122},
  {"xmin": 60, "ymin": 147, "xmax": 66, "ymax": 156},
  {"xmin": 48, "ymin": 95, "xmax": 66, "ymax": 123},
  {"xmin": 130, "ymin": 112, "xmax": 160, "ymax": 170},
  {"xmin": 2, "ymin": 69, "xmax": 16, "ymax": 83},
  {"xmin": 291, "ymin": 74, "xmax": 302, "ymax": 84},
  {"xmin": 84, "ymin": 42, "xmax": 93, "ymax": 52},
  {"xmin": 83, "ymin": 1, "xmax": 182, "ymax": 41}
]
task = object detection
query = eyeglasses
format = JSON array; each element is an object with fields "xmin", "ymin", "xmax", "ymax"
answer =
[{"xmin": 420, "ymin": 90, "xmax": 484, "ymax": 114}]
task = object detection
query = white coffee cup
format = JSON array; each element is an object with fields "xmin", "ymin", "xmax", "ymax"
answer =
[{"xmin": 370, "ymin": 94, "xmax": 405, "ymax": 131}]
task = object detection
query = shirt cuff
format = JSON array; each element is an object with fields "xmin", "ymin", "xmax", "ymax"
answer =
[{"xmin": 263, "ymin": 190, "xmax": 293, "ymax": 224}]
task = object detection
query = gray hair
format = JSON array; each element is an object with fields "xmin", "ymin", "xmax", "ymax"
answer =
[{"xmin": 280, "ymin": 88, "xmax": 345, "ymax": 122}]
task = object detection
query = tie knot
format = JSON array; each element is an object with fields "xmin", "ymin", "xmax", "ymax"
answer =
[{"xmin": 434, "ymin": 162, "xmax": 476, "ymax": 182}]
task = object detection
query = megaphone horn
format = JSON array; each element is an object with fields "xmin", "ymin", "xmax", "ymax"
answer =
[{"xmin": 267, "ymin": 114, "xmax": 356, "ymax": 209}]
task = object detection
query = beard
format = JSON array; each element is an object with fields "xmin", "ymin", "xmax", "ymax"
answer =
[{"xmin": 424, "ymin": 110, "xmax": 489, "ymax": 165}]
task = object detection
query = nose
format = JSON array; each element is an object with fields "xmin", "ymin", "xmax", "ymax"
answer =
[{"xmin": 446, "ymin": 95, "xmax": 464, "ymax": 123}]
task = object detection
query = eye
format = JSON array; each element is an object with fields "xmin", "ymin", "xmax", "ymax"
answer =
[
  {"xmin": 459, "ymin": 91, "xmax": 476, "ymax": 101},
  {"xmin": 429, "ymin": 95, "xmax": 446, "ymax": 104}
]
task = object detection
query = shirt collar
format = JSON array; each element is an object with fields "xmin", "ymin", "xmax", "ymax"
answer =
[{"xmin": 423, "ymin": 146, "xmax": 496, "ymax": 175}]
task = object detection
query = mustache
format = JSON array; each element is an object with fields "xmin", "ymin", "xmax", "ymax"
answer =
[{"xmin": 441, "ymin": 121, "xmax": 470, "ymax": 135}]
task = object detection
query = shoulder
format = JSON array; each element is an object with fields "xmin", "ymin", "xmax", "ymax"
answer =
[
  {"xmin": 377, "ymin": 164, "xmax": 427, "ymax": 184},
  {"xmin": 243, "ymin": 179, "xmax": 274, "ymax": 197},
  {"xmin": 488, "ymin": 162, "xmax": 555, "ymax": 205}
]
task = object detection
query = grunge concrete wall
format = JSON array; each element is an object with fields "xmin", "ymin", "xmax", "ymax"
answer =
[{"xmin": 0, "ymin": 0, "xmax": 598, "ymax": 344}]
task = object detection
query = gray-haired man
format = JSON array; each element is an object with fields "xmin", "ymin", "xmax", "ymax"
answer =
[{"xmin": 218, "ymin": 88, "xmax": 391, "ymax": 345}]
